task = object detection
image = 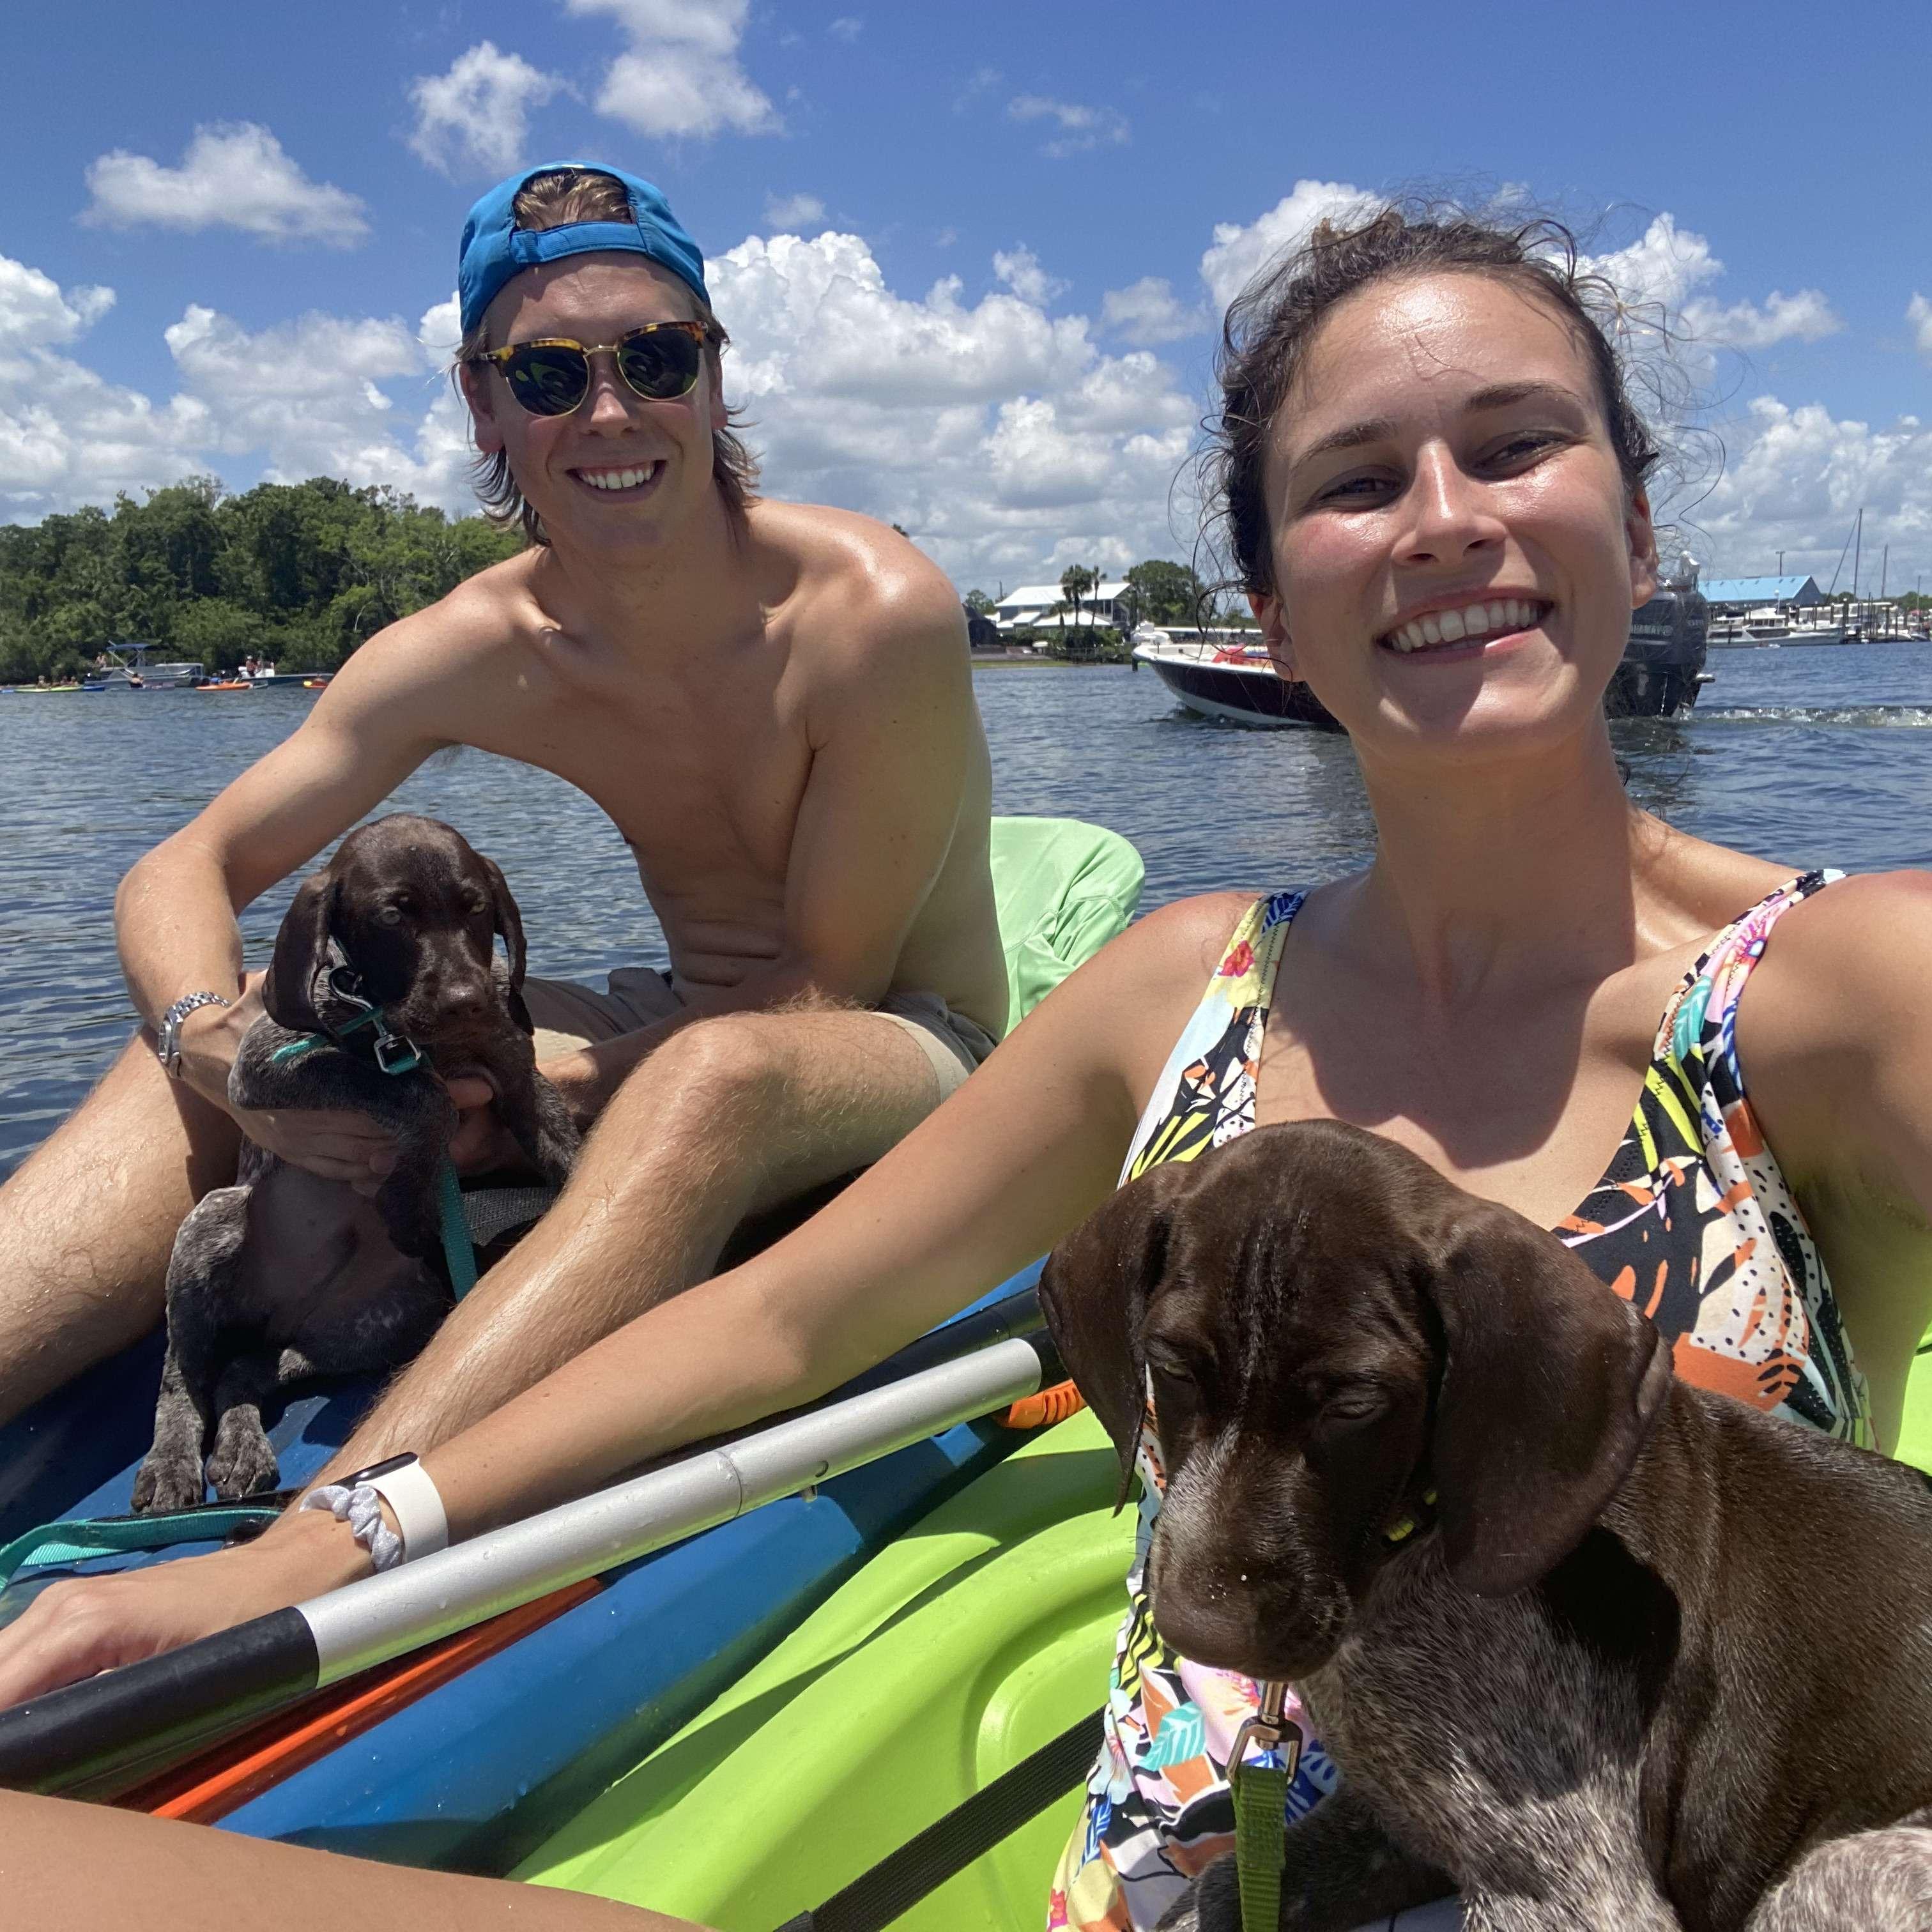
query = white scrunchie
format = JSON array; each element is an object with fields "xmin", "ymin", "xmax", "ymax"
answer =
[{"xmin": 300, "ymin": 1481, "xmax": 404, "ymax": 1572}]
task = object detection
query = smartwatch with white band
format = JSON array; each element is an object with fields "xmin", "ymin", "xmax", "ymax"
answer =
[
  {"xmin": 344, "ymin": 1451, "xmax": 450, "ymax": 1563},
  {"xmin": 300, "ymin": 1451, "xmax": 448, "ymax": 1572}
]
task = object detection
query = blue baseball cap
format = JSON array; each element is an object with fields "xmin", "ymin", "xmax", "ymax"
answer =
[{"xmin": 458, "ymin": 161, "xmax": 709, "ymax": 339}]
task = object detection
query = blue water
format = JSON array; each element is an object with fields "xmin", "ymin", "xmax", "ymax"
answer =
[{"xmin": 3, "ymin": 643, "xmax": 1929, "ymax": 1176}]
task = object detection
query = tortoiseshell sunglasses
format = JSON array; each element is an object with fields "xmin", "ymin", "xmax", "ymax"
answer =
[{"xmin": 466, "ymin": 319, "xmax": 707, "ymax": 417}]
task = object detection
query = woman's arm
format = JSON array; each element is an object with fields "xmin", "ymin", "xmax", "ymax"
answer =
[
  {"xmin": 0, "ymin": 896, "xmax": 1238, "ymax": 1705},
  {"xmin": 1738, "ymin": 869, "xmax": 1932, "ymax": 1443}
]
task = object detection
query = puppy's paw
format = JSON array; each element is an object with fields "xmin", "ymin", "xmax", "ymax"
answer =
[
  {"xmin": 132, "ymin": 1452, "xmax": 207, "ymax": 1515},
  {"xmin": 205, "ymin": 1416, "xmax": 281, "ymax": 1500}
]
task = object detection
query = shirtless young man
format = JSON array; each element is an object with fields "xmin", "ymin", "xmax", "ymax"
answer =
[{"xmin": 0, "ymin": 163, "xmax": 1007, "ymax": 1468}]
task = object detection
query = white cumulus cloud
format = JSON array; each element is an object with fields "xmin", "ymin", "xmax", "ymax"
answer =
[
  {"xmin": 763, "ymin": 192, "xmax": 826, "ymax": 231},
  {"xmin": 1101, "ymin": 277, "xmax": 1203, "ymax": 346},
  {"xmin": 1579, "ymin": 215, "xmax": 1839, "ymax": 360},
  {"xmin": 992, "ymin": 245, "xmax": 1067, "ymax": 309},
  {"xmin": 0, "ymin": 256, "xmax": 204, "ymax": 512},
  {"xmin": 1006, "ymin": 95, "xmax": 1129, "ymax": 158},
  {"xmin": 408, "ymin": 42, "xmax": 565, "ymax": 177},
  {"xmin": 1199, "ymin": 180, "xmax": 1383, "ymax": 311},
  {"xmin": 1692, "ymin": 395, "xmax": 1932, "ymax": 586},
  {"xmin": 1907, "ymin": 294, "xmax": 1932, "ymax": 365},
  {"xmin": 567, "ymin": 0, "xmax": 778, "ymax": 139},
  {"xmin": 709, "ymin": 229, "xmax": 1195, "ymax": 582},
  {"xmin": 82, "ymin": 123, "xmax": 368, "ymax": 247}
]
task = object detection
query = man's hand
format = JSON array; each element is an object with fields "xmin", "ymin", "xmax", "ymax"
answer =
[
  {"xmin": 175, "ymin": 972, "xmax": 399, "ymax": 1194},
  {"xmin": 445, "ymin": 1068, "xmax": 520, "ymax": 1176},
  {"xmin": 444, "ymin": 1054, "xmax": 598, "ymax": 1177}
]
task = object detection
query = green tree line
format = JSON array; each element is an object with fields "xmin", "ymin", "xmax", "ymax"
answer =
[{"xmin": 0, "ymin": 475, "xmax": 521, "ymax": 682}]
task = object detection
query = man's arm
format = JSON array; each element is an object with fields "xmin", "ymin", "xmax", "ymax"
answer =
[
  {"xmin": 542, "ymin": 580, "xmax": 978, "ymax": 1118},
  {"xmin": 116, "ymin": 608, "xmax": 473, "ymax": 1177}
]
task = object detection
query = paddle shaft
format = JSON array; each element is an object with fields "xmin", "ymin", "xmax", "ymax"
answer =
[{"xmin": 0, "ymin": 1310, "xmax": 1061, "ymax": 1795}]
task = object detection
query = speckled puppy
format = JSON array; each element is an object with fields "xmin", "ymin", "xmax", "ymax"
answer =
[
  {"xmin": 1040, "ymin": 1120, "xmax": 1932, "ymax": 1932},
  {"xmin": 133, "ymin": 814, "xmax": 579, "ymax": 1515}
]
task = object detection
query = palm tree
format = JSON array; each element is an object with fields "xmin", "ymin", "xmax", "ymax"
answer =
[{"xmin": 1059, "ymin": 564, "xmax": 1099, "ymax": 638}]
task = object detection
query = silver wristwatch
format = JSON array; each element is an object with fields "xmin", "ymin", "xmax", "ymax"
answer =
[{"xmin": 156, "ymin": 990, "xmax": 232, "ymax": 1078}]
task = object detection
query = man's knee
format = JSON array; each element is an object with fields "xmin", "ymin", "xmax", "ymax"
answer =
[{"xmin": 592, "ymin": 1013, "xmax": 792, "ymax": 1149}]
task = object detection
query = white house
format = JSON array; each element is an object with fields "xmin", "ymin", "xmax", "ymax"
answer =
[{"xmin": 993, "ymin": 579, "xmax": 1131, "ymax": 632}]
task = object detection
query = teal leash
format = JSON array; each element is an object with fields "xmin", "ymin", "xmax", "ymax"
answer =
[
  {"xmin": 0, "ymin": 1500, "xmax": 284, "ymax": 1588},
  {"xmin": 270, "ymin": 999, "xmax": 478, "ymax": 1299}
]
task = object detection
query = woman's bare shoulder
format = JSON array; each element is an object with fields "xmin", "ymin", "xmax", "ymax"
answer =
[
  {"xmin": 1736, "ymin": 867, "xmax": 1932, "ymax": 1194},
  {"xmin": 1066, "ymin": 884, "xmax": 1259, "ymax": 1012}
]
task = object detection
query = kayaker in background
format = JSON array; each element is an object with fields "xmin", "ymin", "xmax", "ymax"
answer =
[
  {"xmin": 3, "ymin": 203, "xmax": 1930, "ymax": 1929},
  {"xmin": 0, "ymin": 165, "xmax": 1006, "ymax": 1464}
]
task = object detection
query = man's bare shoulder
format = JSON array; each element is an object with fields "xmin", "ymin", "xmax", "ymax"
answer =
[
  {"xmin": 318, "ymin": 550, "xmax": 544, "ymax": 710},
  {"xmin": 750, "ymin": 501, "xmax": 964, "ymax": 675}
]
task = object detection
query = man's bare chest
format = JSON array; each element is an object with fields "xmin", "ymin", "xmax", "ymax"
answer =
[{"xmin": 477, "ymin": 663, "xmax": 814, "ymax": 887}]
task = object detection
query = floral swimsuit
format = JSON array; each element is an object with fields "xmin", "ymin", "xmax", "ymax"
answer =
[{"xmin": 1050, "ymin": 873, "xmax": 1870, "ymax": 1932}]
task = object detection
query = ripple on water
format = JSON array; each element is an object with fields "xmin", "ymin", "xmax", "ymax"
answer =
[{"xmin": 3, "ymin": 646, "xmax": 1929, "ymax": 1177}]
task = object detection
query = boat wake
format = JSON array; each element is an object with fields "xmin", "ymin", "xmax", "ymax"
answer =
[{"xmin": 1692, "ymin": 705, "xmax": 1932, "ymax": 729}]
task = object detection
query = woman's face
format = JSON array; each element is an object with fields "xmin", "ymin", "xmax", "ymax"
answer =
[{"xmin": 1252, "ymin": 271, "xmax": 1657, "ymax": 756}]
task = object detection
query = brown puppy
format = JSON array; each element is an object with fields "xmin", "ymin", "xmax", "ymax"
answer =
[
  {"xmin": 1041, "ymin": 1119, "xmax": 1932, "ymax": 1931},
  {"xmin": 133, "ymin": 815, "xmax": 578, "ymax": 1514}
]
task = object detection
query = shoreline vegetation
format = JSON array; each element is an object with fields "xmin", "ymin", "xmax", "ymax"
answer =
[
  {"xmin": 0, "ymin": 473, "xmax": 1251, "ymax": 684},
  {"xmin": 0, "ymin": 475, "xmax": 522, "ymax": 686}
]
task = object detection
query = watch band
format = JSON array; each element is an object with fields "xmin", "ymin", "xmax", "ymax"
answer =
[
  {"xmin": 157, "ymin": 990, "xmax": 231, "ymax": 1077},
  {"xmin": 351, "ymin": 1452, "xmax": 450, "ymax": 1563}
]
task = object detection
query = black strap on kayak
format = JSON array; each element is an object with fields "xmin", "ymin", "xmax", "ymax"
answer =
[{"xmin": 772, "ymin": 1707, "xmax": 1103, "ymax": 1932}]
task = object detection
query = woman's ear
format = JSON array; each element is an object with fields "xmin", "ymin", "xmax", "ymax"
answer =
[
  {"xmin": 1253, "ymin": 590, "xmax": 1299, "ymax": 682},
  {"xmin": 1626, "ymin": 486, "xmax": 1659, "ymax": 610},
  {"xmin": 460, "ymin": 361, "xmax": 506, "ymax": 456}
]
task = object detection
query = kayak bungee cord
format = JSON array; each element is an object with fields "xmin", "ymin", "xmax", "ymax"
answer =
[{"xmin": 0, "ymin": 1290, "xmax": 1065, "ymax": 1798}]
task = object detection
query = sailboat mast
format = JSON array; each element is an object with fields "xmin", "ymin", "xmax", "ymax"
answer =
[{"xmin": 1853, "ymin": 507, "xmax": 1862, "ymax": 602}]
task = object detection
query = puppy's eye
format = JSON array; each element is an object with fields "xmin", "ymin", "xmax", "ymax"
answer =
[
  {"xmin": 1321, "ymin": 1388, "xmax": 1392, "ymax": 1425},
  {"xmin": 378, "ymin": 898, "xmax": 411, "ymax": 927},
  {"xmin": 465, "ymin": 893, "xmax": 489, "ymax": 917},
  {"xmin": 1144, "ymin": 1344, "xmax": 1201, "ymax": 1388}
]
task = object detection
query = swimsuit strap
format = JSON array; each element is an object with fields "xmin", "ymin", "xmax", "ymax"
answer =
[{"xmin": 1650, "ymin": 869, "xmax": 1840, "ymax": 1075}]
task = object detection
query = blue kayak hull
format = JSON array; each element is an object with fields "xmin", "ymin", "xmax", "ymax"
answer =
[{"xmin": 0, "ymin": 1265, "xmax": 1045, "ymax": 1871}]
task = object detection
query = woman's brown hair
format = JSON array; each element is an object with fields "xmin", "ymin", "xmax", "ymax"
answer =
[
  {"xmin": 457, "ymin": 166, "xmax": 760, "ymax": 544},
  {"xmin": 1205, "ymin": 204, "xmax": 1662, "ymax": 597}
]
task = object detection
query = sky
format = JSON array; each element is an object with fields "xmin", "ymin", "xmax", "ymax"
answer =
[{"xmin": 6, "ymin": 0, "xmax": 1932, "ymax": 596}]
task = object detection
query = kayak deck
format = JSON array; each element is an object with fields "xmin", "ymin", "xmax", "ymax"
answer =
[
  {"xmin": 520, "ymin": 1407, "xmax": 1130, "ymax": 1930},
  {"xmin": 521, "ymin": 1349, "xmax": 1932, "ymax": 1931}
]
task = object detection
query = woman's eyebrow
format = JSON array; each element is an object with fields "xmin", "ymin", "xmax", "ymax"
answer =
[
  {"xmin": 1463, "ymin": 379, "xmax": 1587, "ymax": 414},
  {"xmin": 1289, "ymin": 379, "xmax": 1588, "ymax": 471}
]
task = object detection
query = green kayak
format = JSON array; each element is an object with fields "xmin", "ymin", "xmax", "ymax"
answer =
[
  {"xmin": 517, "ymin": 1345, "xmax": 1932, "ymax": 1932},
  {"xmin": 519, "ymin": 1408, "xmax": 1129, "ymax": 1929}
]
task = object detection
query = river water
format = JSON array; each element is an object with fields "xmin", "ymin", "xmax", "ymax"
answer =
[{"xmin": 3, "ymin": 642, "xmax": 1929, "ymax": 1177}]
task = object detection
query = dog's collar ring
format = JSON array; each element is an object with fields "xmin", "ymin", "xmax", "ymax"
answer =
[
  {"xmin": 1229, "ymin": 1677, "xmax": 1301, "ymax": 1784},
  {"xmin": 319, "ymin": 960, "xmax": 424, "ymax": 1076}
]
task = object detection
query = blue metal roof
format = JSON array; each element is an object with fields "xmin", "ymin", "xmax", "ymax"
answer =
[{"xmin": 1699, "ymin": 575, "xmax": 1821, "ymax": 604}]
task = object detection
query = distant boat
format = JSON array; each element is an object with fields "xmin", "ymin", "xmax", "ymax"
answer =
[{"xmin": 1134, "ymin": 567, "xmax": 1710, "ymax": 728}]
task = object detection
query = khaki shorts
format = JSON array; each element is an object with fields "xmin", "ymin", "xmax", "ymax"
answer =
[{"xmin": 523, "ymin": 966, "xmax": 999, "ymax": 1102}]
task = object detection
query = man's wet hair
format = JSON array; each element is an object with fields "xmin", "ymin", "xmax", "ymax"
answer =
[{"xmin": 457, "ymin": 165, "xmax": 760, "ymax": 544}]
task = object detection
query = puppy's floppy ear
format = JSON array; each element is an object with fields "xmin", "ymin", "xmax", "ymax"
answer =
[
  {"xmin": 263, "ymin": 873, "xmax": 339, "ymax": 1033},
  {"xmin": 1423, "ymin": 1200, "xmax": 1673, "ymax": 1598},
  {"xmin": 1039, "ymin": 1161, "xmax": 1195, "ymax": 1508},
  {"xmin": 479, "ymin": 854, "xmax": 532, "ymax": 1034}
]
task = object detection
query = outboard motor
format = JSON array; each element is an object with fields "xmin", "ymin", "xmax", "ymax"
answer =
[{"xmin": 1610, "ymin": 552, "xmax": 1710, "ymax": 717}]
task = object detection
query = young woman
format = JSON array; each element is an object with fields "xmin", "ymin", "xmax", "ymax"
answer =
[{"xmin": 1, "ymin": 206, "xmax": 1928, "ymax": 1931}]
